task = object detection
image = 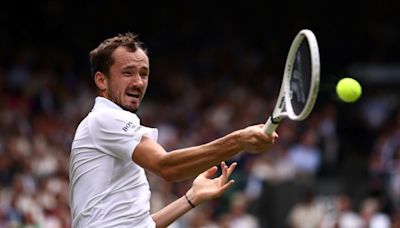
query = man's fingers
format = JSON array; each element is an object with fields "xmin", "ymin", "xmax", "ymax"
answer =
[
  {"xmin": 219, "ymin": 161, "xmax": 237, "ymax": 186},
  {"xmin": 227, "ymin": 162, "xmax": 237, "ymax": 177},
  {"xmin": 203, "ymin": 166, "xmax": 218, "ymax": 178},
  {"xmin": 222, "ymin": 161, "xmax": 227, "ymax": 177},
  {"xmin": 219, "ymin": 162, "xmax": 228, "ymax": 185},
  {"xmin": 218, "ymin": 179, "xmax": 235, "ymax": 195}
]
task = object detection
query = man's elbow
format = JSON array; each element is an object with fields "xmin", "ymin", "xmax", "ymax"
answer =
[
  {"xmin": 157, "ymin": 167, "xmax": 182, "ymax": 182},
  {"xmin": 153, "ymin": 155, "xmax": 187, "ymax": 182}
]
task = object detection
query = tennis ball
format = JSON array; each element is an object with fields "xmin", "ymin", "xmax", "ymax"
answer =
[{"xmin": 336, "ymin": 77, "xmax": 362, "ymax": 103}]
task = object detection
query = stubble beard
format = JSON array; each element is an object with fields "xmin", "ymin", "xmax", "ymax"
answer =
[{"xmin": 107, "ymin": 91, "xmax": 139, "ymax": 113}]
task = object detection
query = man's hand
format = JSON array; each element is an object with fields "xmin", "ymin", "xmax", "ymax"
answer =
[
  {"xmin": 238, "ymin": 124, "xmax": 279, "ymax": 154},
  {"xmin": 185, "ymin": 161, "xmax": 237, "ymax": 206}
]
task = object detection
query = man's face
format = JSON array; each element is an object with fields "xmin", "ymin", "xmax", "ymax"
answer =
[{"xmin": 103, "ymin": 47, "xmax": 149, "ymax": 113}]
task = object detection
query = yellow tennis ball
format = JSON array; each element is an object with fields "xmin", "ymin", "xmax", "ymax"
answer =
[{"xmin": 336, "ymin": 77, "xmax": 362, "ymax": 102}]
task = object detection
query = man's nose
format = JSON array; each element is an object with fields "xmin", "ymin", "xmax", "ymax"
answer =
[{"xmin": 131, "ymin": 73, "xmax": 144, "ymax": 87}]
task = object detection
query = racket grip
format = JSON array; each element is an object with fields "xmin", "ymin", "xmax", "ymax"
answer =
[{"xmin": 263, "ymin": 117, "xmax": 279, "ymax": 135}]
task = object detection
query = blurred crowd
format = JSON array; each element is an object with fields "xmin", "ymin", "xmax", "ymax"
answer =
[
  {"xmin": 1, "ymin": 1, "xmax": 400, "ymax": 228},
  {"xmin": 1, "ymin": 45, "xmax": 400, "ymax": 228}
]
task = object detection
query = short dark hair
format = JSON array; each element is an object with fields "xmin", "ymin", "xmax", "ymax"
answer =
[{"xmin": 89, "ymin": 32, "xmax": 146, "ymax": 77}]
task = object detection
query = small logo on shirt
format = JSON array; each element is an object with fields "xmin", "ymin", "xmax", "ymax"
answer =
[{"xmin": 122, "ymin": 122, "xmax": 133, "ymax": 132}]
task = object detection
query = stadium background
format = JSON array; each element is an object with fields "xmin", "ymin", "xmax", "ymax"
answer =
[{"xmin": 1, "ymin": 0, "xmax": 399, "ymax": 227}]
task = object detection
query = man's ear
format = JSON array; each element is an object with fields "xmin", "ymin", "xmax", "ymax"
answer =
[{"xmin": 94, "ymin": 71, "xmax": 107, "ymax": 92}]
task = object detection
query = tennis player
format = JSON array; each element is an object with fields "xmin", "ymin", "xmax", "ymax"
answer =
[{"xmin": 69, "ymin": 32, "xmax": 278, "ymax": 228}]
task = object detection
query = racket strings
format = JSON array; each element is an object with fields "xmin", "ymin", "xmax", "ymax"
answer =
[{"xmin": 290, "ymin": 40, "xmax": 312, "ymax": 115}]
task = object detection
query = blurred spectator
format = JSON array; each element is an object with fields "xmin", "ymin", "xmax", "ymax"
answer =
[
  {"xmin": 186, "ymin": 204, "xmax": 219, "ymax": 228},
  {"xmin": 391, "ymin": 209, "xmax": 400, "ymax": 228},
  {"xmin": 359, "ymin": 197, "xmax": 391, "ymax": 228},
  {"xmin": 244, "ymin": 144, "xmax": 296, "ymax": 201},
  {"xmin": 221, "ymin": 192, "xmax": 260, "ymax": 228},
  {"xmin": 318, "ymin": 103, "xmax": 339, "ymax": 173},
  {"xmin": 286, "ymin": 188, "xmax": 324, "ymax": 228},
  {"xmin": 5, "ymin": 49, "xmax": 32, "ymax": 91},
  {"xmin": 331, "ymin": 193, "xmax": 363, "ymax": 228},
  {"xmin": 359, "ymin": 92, "xmax": 395, "ymax": 131},
  {"xmin": 288, "ymin": 128, "xmax": 322, "ymax": 182}
]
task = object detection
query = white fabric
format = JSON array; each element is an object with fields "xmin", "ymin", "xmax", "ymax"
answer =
[
  {"xmin": 339, "ymin": 212, "xmax": 363, "ymax": 228},
  {"xmin": 369, "ymin": 213, "xmax": 391, "ymax": 228},
  {"xmin": 69, "ymin": 97, "xmax": 158, "ymax": 228}
]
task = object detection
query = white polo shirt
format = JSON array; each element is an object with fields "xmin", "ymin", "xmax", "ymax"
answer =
[{"xmin": 69, "ymin": 97, "xmax": 158, "ymax": 228}]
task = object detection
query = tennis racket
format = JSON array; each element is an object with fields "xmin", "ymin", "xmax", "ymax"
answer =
[{"xmin": 263, "ymin": 29, "xmax": 320, "ymax": 135}]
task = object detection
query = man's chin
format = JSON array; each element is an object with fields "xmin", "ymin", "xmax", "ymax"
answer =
[
  {"xmin": 115, "ymin": 101, "xmax": 139, "ymax": 113},
  {"xmin": 106, "ymin": 96, "xmax": 139, "ymax": 113},
  {"xmin": 121, "ymin": 105, "xmax": 138, "ymax": 113}
]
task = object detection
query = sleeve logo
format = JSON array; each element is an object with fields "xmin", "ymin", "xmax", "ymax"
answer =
[
  {"xmin": 122, "ymin": 122, "xmax": 141, "ymax": 133},
  {"xmin": 122, "ymin": 122, "xmax": 133, "ymax": 132}
]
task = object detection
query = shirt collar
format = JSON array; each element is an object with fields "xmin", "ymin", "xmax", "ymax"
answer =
[{"xmin": 92, "ymin": 96, "xmax": 124, "ymax": 111}]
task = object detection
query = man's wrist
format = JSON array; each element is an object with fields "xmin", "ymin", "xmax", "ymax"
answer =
[
  {"xmin": 185, "ymin": 189, "xmax": 199, "ymax": 207},
  {"xmin": 184, "ymin": 192, "xmax": 195, "ymax": 208},
  {"xmin": 232, "ymin": 130, "xmax": 244, "ymax": 151}
]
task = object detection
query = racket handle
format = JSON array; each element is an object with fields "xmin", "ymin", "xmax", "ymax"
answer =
[{"xmin": 263, "ymin": 117, "xmax": 279, "ymax": 135}]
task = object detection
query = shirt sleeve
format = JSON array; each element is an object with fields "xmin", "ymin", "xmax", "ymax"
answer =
[{"xmin": 88, "ymin": 109, "xmax": 158, "ymax": 160}]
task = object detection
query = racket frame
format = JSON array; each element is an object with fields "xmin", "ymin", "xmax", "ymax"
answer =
[{"xmin": 264, "ymin": 29, "xmax": 320, "ymax": 135}]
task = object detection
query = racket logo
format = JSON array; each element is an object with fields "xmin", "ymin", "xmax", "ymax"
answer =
[{"xmin": 291, "ymin": 72, "xmax": 306, "ymax": 103}]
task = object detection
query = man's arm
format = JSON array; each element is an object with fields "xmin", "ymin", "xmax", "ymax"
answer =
[
  {"xmin": 151, "ymin": 162, "xmax": 236, "ymax": 228},
  {"xmin": 132, "ymin": 124, "xmax": 277, "ymax": 181}
]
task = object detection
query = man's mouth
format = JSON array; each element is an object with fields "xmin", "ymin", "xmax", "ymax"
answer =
[{"xmin": 126, "ymin": 91, "xmax": 140, "ymax": 99}]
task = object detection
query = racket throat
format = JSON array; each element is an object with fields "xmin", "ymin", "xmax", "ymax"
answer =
[{"xmin": 270, "ymin": 115, "xmax": 283, "ymax": 124}]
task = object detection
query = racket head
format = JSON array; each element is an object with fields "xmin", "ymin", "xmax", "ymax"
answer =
[{"xmin": 283, "ymin": 29, "xmax": 320, "ymax": 120}]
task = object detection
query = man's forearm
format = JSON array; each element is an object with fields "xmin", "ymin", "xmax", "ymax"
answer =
[
  {"xmin": 159, "ymin": 130, "xmax": 243, "ymax": 181},
  {"xmin": 133, "ymin": 124, "xmax": 274, "ymax": 182},
  {"xmin": 151, "ymin": 195, "xmax": 193, "ymax": 228}
]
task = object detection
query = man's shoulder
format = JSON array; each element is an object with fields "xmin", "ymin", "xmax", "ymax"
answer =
[
  {"xmin": 87, "ymin": 108, "xmax": 141, "ymax": 133},
  {"xmin": 90, "ymin": 107, "xmax": 139, "ymax": 122}
]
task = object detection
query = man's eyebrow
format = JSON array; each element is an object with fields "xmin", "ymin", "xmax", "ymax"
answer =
[
  {"xmin": 122, "ymin": 65, "xmax": 149, "ymax": 71},
  {"xmin": 122, "ymin": 65, "xmax": 136, "ymax": 70}
]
